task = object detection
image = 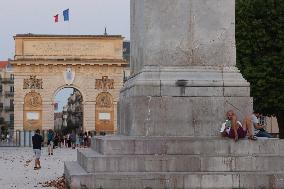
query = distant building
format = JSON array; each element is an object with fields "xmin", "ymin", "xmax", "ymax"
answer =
[
  {"xmin": 123, "ymin": 40, "xmax": 130, "ymax": 63},
  {"xmin": 0, "ymin": 61, "xmax": 14, "ymax": 132},
  {"xmin": 54, "ymin": 112, "xmax": 63, "ymax": 131},
  {"xmin": 259, "ymin": 115, "xmax": 279, "ymax": 137},
  {"xmin": 123, "ymin": 41, "xmax": 131, "ymax": 81},
  {"xmin": 65, "ymin": 89, "xmax": 83, "ymax": 133}
]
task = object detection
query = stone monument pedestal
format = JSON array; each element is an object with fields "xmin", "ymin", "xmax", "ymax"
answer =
[
  {"xmin": 65, "ymin": 136, "xmax": 284, "ymax": 188},
  {"xmin": 65, "ymin": 0, "xmax": 284, "ymax": 188},
  {"xmin": 118, "ymin": 66, "xmax": 252, "ymax": 137}
]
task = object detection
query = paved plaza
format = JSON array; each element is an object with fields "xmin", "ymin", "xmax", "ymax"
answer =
[{"xmin": 0, "ymin": 147, "xmax": 77, "ymax": 189}]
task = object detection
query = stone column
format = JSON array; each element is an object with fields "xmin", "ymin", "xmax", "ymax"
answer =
[
  {"xmin": 83, "ymin": 102, "xmax": 96, "ymax": 132},
  {"xmin": 13, "ymin": 102, "xmax": 23, "ymax": 131},
  {"xmin": 42, "ymin": 102, "xmax": 54, "ymax": 130},
  {"xmin": 119, "ymin": 0, "xmax": 252, "ymax": 136}
]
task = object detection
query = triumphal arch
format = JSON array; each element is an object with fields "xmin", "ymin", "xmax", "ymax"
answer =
[{"xmin": 11, "ymin": 34, "xmax": 127, "ymax": 132}]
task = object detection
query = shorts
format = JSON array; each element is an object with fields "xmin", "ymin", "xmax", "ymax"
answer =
[
  {"xmin": 33, "ymin": 149, "xmax": 41, "ymax": 159},
  {"xmin": 47, "ymin": 141, "xmax": 54, "ymax": 146},
  {"xmin": 228, "ymin": 127, "xmax": 247, "ymax": 139}
]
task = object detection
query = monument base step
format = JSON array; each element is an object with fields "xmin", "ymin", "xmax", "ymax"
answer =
[
  {"xmin": 92, "ymin": 136, "xmax": 284, "ymax": 155},
  {"xmin": 65, "ymin": 137, "xmax": 284, "ymax": 188},
  {"xmin": 77, "ymin": 148, "xmax": 284, "ymax": 173},
  {"xmin": 65, "ymin": 161, "xmax": 284, "ymax": 189}
]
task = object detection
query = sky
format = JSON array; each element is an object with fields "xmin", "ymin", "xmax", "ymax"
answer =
[
  {"xmin": 54, "ymin": 88, "xmax": 74, "ymax": 113},
  {"xmin": 0, "ymin": 0, "xmax": 130, "ymax": 60}
]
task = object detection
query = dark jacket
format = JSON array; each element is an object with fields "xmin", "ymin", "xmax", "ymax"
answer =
[{"xmin": 32, "ymin": 133, "xmax": 43, "ymax": 150}]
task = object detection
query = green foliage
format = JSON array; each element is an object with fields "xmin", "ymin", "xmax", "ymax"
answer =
[
  {"xmin": 236, "ymin": 0, "xmax": 284, "ymax": 115},
  {"xmin": 236, "ymin": 0, "xmax": 284, "ymax": 137}
]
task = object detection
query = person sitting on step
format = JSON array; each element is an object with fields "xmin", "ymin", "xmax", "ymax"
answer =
[
  {"xmin": 243, "ymin": 111, "xmax": 272, "ymax": 138},
  {"xmin": 220, "ymin": 110, "xmax": 257, "ymax": 141}
]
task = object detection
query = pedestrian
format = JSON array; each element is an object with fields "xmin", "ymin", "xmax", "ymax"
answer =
[
  {"xmin": 47, "ymin": 129, "xmax": 54, "ymax": 155},
  {"xmin": 69, "ymin": 132, "xmax": 76, "ymax": 149},
  {"xmin": 75, "ymin": 133, "xmax": 80, "ymax": 147},
  {"xmin": 32, "ymin": 129, "xmax": 43, "ymax": 170},
  {"xmin": 54, "ymin": 132, "xmax": 59, "ymax": 148},
  {"xmin": 6, "ymin": 133, "xmax": 10, "ymax": 143},
  {"xmin": 87, "ymin": 131, "xmax": 92, "ymax": 147},
  {"xmin": 83, "ymin": 132, "xmax": 88, "ymax": 147}
]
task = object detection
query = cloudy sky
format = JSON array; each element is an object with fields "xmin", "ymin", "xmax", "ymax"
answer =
[{"xmin": 0, "ymin": 0, "xmax": 130, "ymax": 60}]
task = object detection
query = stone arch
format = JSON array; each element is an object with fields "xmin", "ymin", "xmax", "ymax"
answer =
[
  {"xmin": 23, "ymin": 91, "xmax": 42, "ymax": 130},
  {"xmin": 53, "ymin": 86, "xmax": 84, "ymax": 133},
  {"xmin": 95, "ymin": 92, "xmax": 114, "ymax": 133},
  {"xmin": 52, "ymin": 85, "xmax": 84, "ymax": 103}
]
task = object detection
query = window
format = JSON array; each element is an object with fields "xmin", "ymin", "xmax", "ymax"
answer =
[
  {"xmin": 10, "ymin": 74, "xmax": 14, "ymax": 80},
  {"xmin": 10, "ymin": 114, "xmax": 14, "ymax": 121},
  {"xmin": 10, "ymin": 86, "xmax": 14, "ymax": 93},
  {"xmin": 10, "ymin": 99, "xmax": 13, "ymax": 107}
]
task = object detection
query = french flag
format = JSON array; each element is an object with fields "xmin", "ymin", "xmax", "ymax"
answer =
[{"xmin": 54, "ymin": 9, "xmax": 69, "ymax": 23}]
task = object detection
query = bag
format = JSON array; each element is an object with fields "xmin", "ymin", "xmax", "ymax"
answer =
[{"xmin": 259, "ymin": 128, "xmax": 266, "ymax": 132}]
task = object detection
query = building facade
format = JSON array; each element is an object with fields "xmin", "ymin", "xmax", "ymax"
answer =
[
  {"xmin": 0, "ymin": 61, "xmax": 14, "ymax": 133},
  {"xmin": 11, "ymin": 34, "xmax": 127, "ymax": 133}
]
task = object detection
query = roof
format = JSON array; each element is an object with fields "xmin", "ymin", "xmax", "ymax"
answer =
[
  {"xmin": 14, "ymin": 33, "xmax": 124, "ymax": 39},
  {"xmin": 0, "ymin": 61, "xmax": 8, "ymax": 69}
]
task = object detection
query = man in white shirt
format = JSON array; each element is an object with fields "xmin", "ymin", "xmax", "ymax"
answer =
[{"xmin": 244, "ymin": 111, "xmax": 272, "ymax": 138}]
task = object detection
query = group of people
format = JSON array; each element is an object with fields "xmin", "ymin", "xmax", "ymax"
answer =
[
  {"xmin": 46, "ymin": 130, "xmax": 93, "ymax": 149},
  {"xmin": 32, "ymin": 129, "xmax": 94, "ymax": 170},
  {"xmin": 220, "ymin": 110, "xmax": 272, "ymax": 141}
]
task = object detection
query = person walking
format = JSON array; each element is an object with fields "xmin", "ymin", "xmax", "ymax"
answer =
[
  {"xmin": 47, "ymin": 129, "xmax": 54, "ymax": 155},
  {"xmin": 32, "ymin": 129, "xmax": 43, "ymax": 170}
]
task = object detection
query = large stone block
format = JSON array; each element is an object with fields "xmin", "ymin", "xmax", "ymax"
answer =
[{"xmin": 118, "ymin": 96, "xmax": 252, "ymax": 136}]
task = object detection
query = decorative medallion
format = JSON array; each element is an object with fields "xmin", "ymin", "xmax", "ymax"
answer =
[
  {"xmin": 96, "ymin": 93, "xmax": 112, "ymax": 108},
  {"xmin": 95, "ymin": 76, "xmax": 114, "ymax": 90},
  {"xmin": 23, "ymin": 75, "xmax": 43, "ymax": 89},
  {"xmin": 24, "ymin": 91, "xmax": 42, "ymax": 108},
  {"xmin": 63, "ymin": 67, "xmax": 75, "ymax": 85}
]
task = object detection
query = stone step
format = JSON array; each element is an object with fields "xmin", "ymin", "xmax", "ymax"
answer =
[
  {"xmin": 64, "ymin": 161, "xmax": 92, "ymax": 189},
  {"xmin": 66, "ymin": 169, "xmax": 284, "ymax": 189},
  {"xmin": 77, "ymin": 148, "xmax": 284, "ymax": 173},
  {"xmin": 92, "ymin": 136, "xmax": 284, "ymax": 155}
]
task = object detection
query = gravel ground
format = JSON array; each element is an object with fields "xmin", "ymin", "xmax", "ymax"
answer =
[{"xmin": 0, "ymin": 147, "xmax": 77, "ymax": 189}]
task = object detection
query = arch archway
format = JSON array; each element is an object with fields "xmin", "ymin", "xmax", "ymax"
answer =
[
  {"xmin": 23, "ymin": 91, "xmax": 42, "ymax": 130},
  {"xmin": 95, "ymin": 92, "xmax": 114, "ymax": 133},
  {"xmin": 12, "ymin": 35, "xmax": 126, "ymax": 132},
  {"xmin": 54, "ymin": 87, "xmax": 83, "ymax": 134}
]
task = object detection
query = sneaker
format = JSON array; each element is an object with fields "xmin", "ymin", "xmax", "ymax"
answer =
[{"xmin": 248, "ymin": 135, "xmax": 257, "ymax": 141}]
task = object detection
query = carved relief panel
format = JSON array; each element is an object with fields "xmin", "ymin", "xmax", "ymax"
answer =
[
  {"xmin": 23, "ymin": 91, "xmax": 42, "ymax": 130},
  {"xmin": 23, "ymin": 75, "xmax": 43, "ymax": 89},
  {"xmin": 95, "ymin": 76, "xmax": 114, "ymax": 91},
  {"xmin": 95, "ymin": 92, "xmax": 114, "ymax": 133}
]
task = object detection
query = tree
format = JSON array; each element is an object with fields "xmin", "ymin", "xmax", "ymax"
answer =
[{"xmin": 236, "ymin": 0, "xmax": 284, "ymax": 138}]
